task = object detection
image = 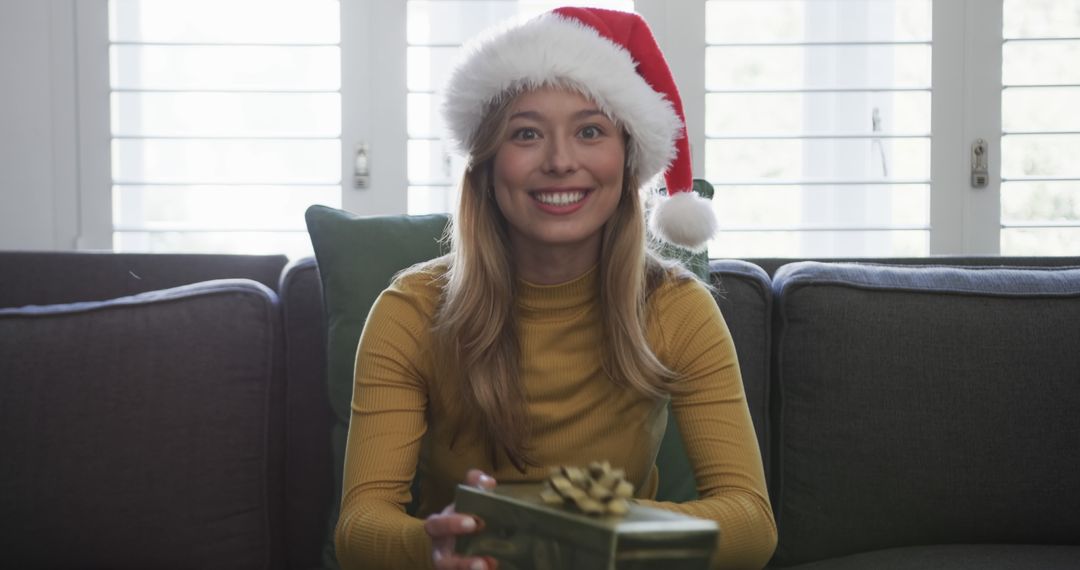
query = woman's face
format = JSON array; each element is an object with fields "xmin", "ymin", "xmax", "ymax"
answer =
[{"xmin": 491, "ymin": 86, "xmax": 626, "ymax": 258}]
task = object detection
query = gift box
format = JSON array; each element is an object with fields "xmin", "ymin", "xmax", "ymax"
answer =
[{"xmin": 454, "ymin": 483, "xmax": 719, "ymax": 570}]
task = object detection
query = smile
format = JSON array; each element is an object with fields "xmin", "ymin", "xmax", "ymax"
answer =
[{"xmin": 530, "ymin": 189, "xmax": 589, "ymax": 206}]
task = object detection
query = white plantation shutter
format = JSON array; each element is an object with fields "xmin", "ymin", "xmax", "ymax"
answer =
[
  {"xmin": 108, "ymin": 0, "xmax": 342, "ymax": 258},
  {"xmin": 1000, "ymin": 0, "xmax": 1080, "ymax": 254},
  {"xmin": 405, "ymin": 0, "xmax": 634, "ymax": 216},
  {"xmin": 65, "ymin": 0, "xmax": 1080, "ymax": 257},
  {"xmin": 704, "ymin": 0, "xmax": 933, "ymax": 258}
]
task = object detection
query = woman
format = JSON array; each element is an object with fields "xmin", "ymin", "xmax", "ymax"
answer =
[{"xmin": 334, "ymin": 7, "xmax": 776, "ymax": 570}]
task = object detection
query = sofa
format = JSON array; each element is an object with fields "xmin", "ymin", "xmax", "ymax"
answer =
[{"xmin": 2, "ymin": 245, "xmax": 1079, "ymax": 569}]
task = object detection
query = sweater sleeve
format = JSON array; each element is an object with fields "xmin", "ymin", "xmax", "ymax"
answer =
[
  {"xmin": 636, "ymin": 278, "xmax": 778, "ymax": 570},
  {"xmin": 334, "ymin": 274, "xmax": 438, "ymax": 570}
]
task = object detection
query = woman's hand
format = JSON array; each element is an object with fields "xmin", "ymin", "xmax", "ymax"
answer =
[{"xmin": 425, "ymin": 468, "xmax": 498, "ymax": 570}]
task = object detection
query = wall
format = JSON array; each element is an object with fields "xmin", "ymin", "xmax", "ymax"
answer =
[{"xmin": 0, "ymin": 0, "xmax": 79, "ymax": 251}]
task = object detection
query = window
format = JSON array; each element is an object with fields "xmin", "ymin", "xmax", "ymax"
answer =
[
  {"xmin": 108, "ymin": 0, "xmax": 341, "ymax": 258},
  {"xmin": 405, "ymin": 0, "xmax": 936, "ymax": 258},
  {"xmin": 704, "ymin": 0, "xmax": 932, "ymax": 258},
  {"xmin": 1000, "ymin": 0, "xmax": 1080, "ymax": 254},
  {"xmin": 75, "ymin": 0, "xmax": 1080, "ymax": 258}
]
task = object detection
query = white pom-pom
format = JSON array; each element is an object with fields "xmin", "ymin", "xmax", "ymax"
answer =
[{"xmin": 649, "ymin": 191, "xmax": 718, "ymax": 251}]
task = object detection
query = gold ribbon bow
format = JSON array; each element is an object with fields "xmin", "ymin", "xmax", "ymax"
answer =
[{"xmin": 540, "ymin": 461, "xmax": 634, "ymax": 516}]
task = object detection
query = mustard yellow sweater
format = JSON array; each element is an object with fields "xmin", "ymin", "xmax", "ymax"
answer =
[{"xmin": 335, "ymin": 264, "xmax": 777, "ymax": 569}]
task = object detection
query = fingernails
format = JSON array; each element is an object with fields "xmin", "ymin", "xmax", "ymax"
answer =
[
  {"xmin": 470, "ymin": 560, "xmax": 486, "ymax": 570},
  {"xmin": 479, "ymin": 474, "xmax": 495, "ymax": 487},
  {"xmin": 460, "ymin": 517, "xmax": 476, "ymax": 532}
]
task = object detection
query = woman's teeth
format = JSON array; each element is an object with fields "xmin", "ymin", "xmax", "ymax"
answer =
[{"xmin": 534, "ymin": 191, "xmax": 586, "ymax": 206}]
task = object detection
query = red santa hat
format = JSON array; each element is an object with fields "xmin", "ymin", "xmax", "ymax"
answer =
[{"xmin": 441, "ymin": 7, "xmax": 718, "ymax": 251}]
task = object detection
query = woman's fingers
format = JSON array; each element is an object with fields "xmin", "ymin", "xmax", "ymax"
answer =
[
  {"xmin": 425, "ymin": 512, "xmax": 480, "ymax": 539},
  {"xmin": 429, "ymin": 469, "xmax": 499, "ymax": 569},
  {"xmin": 428, "ymin": 513, "xmax": 493, "ymax": 569},
  {"xmin": 464, "ymin": 468, "xmax": 497, "ymax": 490}
]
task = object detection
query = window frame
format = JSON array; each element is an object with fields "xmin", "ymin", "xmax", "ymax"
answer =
[
  {"xmin": 74, "ymin": 0, "xmax": 112, "ymax": 250},
  {"xmin": 341, "ymin": 0, "xmax": 408, "ymax": 217},
  {"xmin": 931, "ymin": 0, "xmax": 1003, "ymax": 255}
]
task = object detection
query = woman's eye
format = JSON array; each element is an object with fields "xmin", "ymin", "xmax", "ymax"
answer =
[
  {"xmin": 579, "ymin": 125, "xmax": 603, "ymax": 139},
  {"xmin": 511, "ymin": 128, "xmax": 540, "ymax": 141}
]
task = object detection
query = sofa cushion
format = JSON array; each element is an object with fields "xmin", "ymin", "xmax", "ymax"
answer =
[
  {"xmin": 0, "ymin": 280, "xmax": 285, "ymax": 569},
  {"xmin": 773, "ymin": 544, "xmax": 1080, "ymax": 570},
  {"xmin": 305, "ymin": 205, "xmax": 450, "ymax": 568},
  {"xmin": 770, "ymin": 262, "xmax": 1080, "ymax": 565}
]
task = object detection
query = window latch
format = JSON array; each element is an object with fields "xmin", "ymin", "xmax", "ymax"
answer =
[
  {"xmin": 971, "ymin": 139, "xmax": 988, "ymax": 188},
  {"xmin": 354, "ymin": 143, "xmax": 370, "ymax": 189}
]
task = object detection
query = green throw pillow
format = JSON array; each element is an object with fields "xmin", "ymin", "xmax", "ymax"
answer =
[
  {"xmin": 305, "ymin": 205, "xmax": 450, "ymax": 570},
  {"xmin": 651, "ymin": 178, "xmax": 716, "ymax": 504}
]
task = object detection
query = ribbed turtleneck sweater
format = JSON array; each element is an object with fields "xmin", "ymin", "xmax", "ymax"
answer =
[{"xmin": 335, "ymin": 264, "xmax": 777, "ymax": 569}]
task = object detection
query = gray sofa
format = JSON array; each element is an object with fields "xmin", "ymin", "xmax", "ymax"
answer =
[{"xmin": 2, "ymin": 250, "xmax": 1078, "ymax": 569}]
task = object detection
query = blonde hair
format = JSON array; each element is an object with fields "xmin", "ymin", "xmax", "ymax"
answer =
[{"xmin": 431, "ymin": 90, "xmax": 690, "ymax": 471}]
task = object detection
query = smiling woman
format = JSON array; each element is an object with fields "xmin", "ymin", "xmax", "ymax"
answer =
[
  {"xmin": 492, "ymin": 87, "xmax": 627, "ymax": 283},
  {"xmin": 333, "ymin": 7, "xmax": 776, "ymax": 570}
]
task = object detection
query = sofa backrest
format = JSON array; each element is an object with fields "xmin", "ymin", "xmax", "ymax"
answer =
[
  {"xmin": 768, "ymin": 261, "xmax": 1080, "ymax": 565},
  {"xmin": 708, "ymin": 260, "xmax": 773, "ymax": 475},
  {"xmin": 279, "ymin": 257, "xmax": 334, "ymax": 570}
]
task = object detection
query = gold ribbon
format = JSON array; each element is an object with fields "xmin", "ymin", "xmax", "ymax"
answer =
[{"xmin": 540, "ymin": 461, "xmax": 634, "ymax": 516}]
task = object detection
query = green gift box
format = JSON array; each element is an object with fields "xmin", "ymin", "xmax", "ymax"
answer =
[{"xmin": 454, "ymin": 483, "xmax": 719, "ymax": 570}]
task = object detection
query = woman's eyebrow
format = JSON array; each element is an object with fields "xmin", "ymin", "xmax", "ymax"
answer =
[
  {"xmin": 573, "ymin": 109, "xmax": 605, "ymax": 120},
  {"xmin": 509, "ymin": 110, "xmax": 543, "ymax": 121},
  {"xmin": 508, "ymin": 108, "xmax": 606, "ymax": 121}
]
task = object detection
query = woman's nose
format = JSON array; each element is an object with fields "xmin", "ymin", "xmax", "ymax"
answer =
[{"xmin": 542, "ymin": 137, "xmax": 578, "ymax": 175}]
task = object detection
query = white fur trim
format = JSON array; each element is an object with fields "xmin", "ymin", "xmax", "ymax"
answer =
[
  {"xmin": 650, "ymin": 191, "xmax": 718, "ymax": 251},
  {"xmin": 441, "ymin": 12, "xmax": 683, "ymax": 184}
]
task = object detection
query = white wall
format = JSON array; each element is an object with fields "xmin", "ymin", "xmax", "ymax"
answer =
[{"xmin": 0, "ymin": 0, "xmax": 79, "ymax": 251}]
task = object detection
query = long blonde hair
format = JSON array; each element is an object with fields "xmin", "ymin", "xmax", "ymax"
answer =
[{"xmin": 431, "ymin": 89, "xmax": 688, "ymax": 471}]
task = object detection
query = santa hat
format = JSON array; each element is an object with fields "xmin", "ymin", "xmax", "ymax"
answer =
[{"xmin": 441, "ymin": 7, "xmax": 718, "ymax": 251}]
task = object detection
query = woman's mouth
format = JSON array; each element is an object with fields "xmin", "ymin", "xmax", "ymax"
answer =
[{"xmin": 529, "ymin": 188, "xmax": 591, "ymax": 214}]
